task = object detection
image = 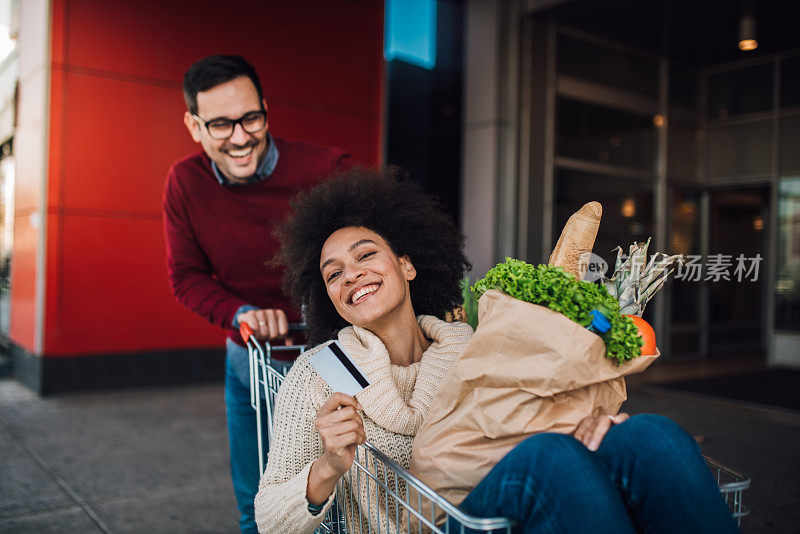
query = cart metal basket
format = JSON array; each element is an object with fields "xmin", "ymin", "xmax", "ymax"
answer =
[{"xmin": 241, "ymin": 324, "xmax": 750, "ymax": 532}]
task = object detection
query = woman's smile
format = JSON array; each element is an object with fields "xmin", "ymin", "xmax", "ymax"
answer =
[{"xmin": 350, "ymin": 283, "xmax": 381, "ymax": 305}]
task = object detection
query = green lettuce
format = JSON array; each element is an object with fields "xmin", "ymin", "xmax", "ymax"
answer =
[{"xmin": 471, "ymin": 258, "xmax": 643, "ymax": 365}]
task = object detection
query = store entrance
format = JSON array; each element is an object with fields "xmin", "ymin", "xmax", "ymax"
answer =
[
  {"xmin": 707, "ymin": 186, "xmax": 769, "ymax": 359},
  {"xmin": 525, "ymin": 0, "xmax": 800, "ymax": 363}
]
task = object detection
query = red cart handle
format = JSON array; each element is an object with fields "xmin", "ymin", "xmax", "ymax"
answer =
[
  {"xmin": 239, "ymin": 322, "xmax": 254, "ymax": 343},
  {"xmin": 240, "ymin": 321, "xmax": 306, "ymax": 343}
]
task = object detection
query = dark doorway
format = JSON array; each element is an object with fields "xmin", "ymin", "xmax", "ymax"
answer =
[{"xmin": 708, "ymin": 186, "xmax": 769, "ymax": 358}]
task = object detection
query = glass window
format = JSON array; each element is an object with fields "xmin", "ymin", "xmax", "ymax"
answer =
[
  {"xmin": 669, "ymin": 63, "xmax": 700, "ymax": 109},
  {"xmin": 669, "ymin": 189, "xmax": 701, "ymax": 259},
  {"xmin": 780, "ymin": 115, "xmax": 800, "ymax": 174},
  {"xmin": 556, "ymin": 98, "xmax": 656, "ymax": 170},
  {"xmin": 780, "ymin": 56, "xmax": 800, "ymax": 109},
  {"xmin": 708, "ymin": 120, "xmax": 772, "ymax": 179},
  {"xmin": 708, "ymin": 63, "xmax": 773, "ymax": 120},
  {"xmin": 707, "ymin": 187, "xmax": 769, "ymax": 355},
  {"xmin": 668, "ymin": 125, "xmax": 700, "ymax": 180},
  {"xmin": 776, "ymin": 177, "xmax": 800, "ymax": 332},
  {"xmin": 556, "ymin": 33, "xmax": 659, "ymax": 97},
  {"xmin": 667, "ymin": 64, "xmax": 701, "ymax": 181},
  {"xmin": 669, "ymin": 188, "xmax": 701, "ymax": 329},
  {"xmin": 553, "ymin": 168, "xmax": 654, "ymax": 270}
]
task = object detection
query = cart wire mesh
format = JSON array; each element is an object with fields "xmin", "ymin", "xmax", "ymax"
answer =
[{"xmin": 241, "ymin": 324, "xmax": 749, "ymax": 532}]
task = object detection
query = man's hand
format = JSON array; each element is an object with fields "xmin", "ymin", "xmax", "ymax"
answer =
[
  {"xmin": 236, "ymin": 308, "xmax": 289, "ymax": 341},
  {"xmin": 573, "ymin": 412, "xmax": 630, "ymax": 451}
]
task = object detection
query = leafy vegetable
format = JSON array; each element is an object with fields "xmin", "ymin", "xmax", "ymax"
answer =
[
  {"xmin": 460, "ymin": 277, "xmax": 479, "ymax": 330},
  {"xmin": 471, "ymin": 258, "xmax": 643, "ymax": 365}
]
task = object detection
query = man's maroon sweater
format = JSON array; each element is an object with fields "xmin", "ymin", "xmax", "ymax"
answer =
[{"xmin": 163, "ymin": 137, "xmax": 352, "ymax": 345}]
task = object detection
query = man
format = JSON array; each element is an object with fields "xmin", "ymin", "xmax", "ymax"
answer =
[{"xmin": 163, "ymin": 55, "xmax": 352, "ymax": 533}]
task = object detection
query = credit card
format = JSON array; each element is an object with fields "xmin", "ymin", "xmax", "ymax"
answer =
[{"xmin": 309, "ymin": 341, "xmax": 371, "ymax": 396}]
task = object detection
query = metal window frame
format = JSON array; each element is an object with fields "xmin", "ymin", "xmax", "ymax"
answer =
[{"xmin": 516, "ymin": 11, "xmax": 799, "ymax": 361}]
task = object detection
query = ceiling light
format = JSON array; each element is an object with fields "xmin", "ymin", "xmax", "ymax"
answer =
[{"xmin": 738, "ymin": 15, "xmax": 758, "ymax": 51}]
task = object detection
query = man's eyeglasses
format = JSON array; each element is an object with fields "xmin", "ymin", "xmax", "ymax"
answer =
[{"xmin": 192, "ymin": 110, "xmax": 267, "ymax": 140}]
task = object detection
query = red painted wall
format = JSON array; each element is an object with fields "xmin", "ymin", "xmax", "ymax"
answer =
[{"xmin": 43, "ymin": 0, "xmax": 384, "ymax": 357}]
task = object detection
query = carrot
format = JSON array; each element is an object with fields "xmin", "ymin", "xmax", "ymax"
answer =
[{"xmin": 626, "ymin": 315, "xmax": 656, "ymax": 356}]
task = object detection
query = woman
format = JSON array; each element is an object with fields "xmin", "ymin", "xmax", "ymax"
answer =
[{"xmin": 254, "ymin": 167, "xmax": 738, "ymax": 533}]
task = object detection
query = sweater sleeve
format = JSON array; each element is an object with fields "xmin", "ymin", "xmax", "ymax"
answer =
[
  {"xmin": 162, "ymin": 169, "xmax": 249, "ymax": 330},
  {"xmin": 254, "ymin": 354, "xmax": 333, "ymax": 533}
]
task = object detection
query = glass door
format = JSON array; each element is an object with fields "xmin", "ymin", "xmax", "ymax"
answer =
[
  {"xmin": 668, "ymin": 187, "xmax": 703, "ymax": 357},
  {"xmin": 707, "ymin": 186, "xmax": 769, "ymax": 358},
  {"xmin": 550, "ymin": 28, "xmax": 660, "ymax": 277}
]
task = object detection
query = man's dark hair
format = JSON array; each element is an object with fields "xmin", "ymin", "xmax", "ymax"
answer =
[
  {"xmin": 182, "ymin": 55, "xmax": 264, "ymax": 115},
  {"xmin": 277, "ymin": 166, "xmax": 471, "ymax": 346}
]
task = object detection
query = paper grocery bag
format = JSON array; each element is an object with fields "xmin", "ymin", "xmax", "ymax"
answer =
[{"xmin": 410, "ymin": 290, "xmax": 658, "ymax": 509}]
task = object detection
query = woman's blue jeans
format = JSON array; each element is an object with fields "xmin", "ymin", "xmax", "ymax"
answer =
[{"xmin": 453, "ymin": 414, "xmax": 740, "ymax": 533}]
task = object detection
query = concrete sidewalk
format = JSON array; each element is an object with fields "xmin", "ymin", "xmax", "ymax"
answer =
[
  {"xmin": 1, "ymin": 377, "xmax": 798, "ymax": 533},
  {"xmin": 0, "ymin": 380, "xmax": 236, "ymax": 533}
]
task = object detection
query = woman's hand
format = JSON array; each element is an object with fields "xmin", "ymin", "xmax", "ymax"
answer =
[
  {"xmin": 573, "ymin": 412, "xmax": 630, "ymax": 452},
  {"xmin": 307, "ymin": 393, "xmax": 366, "ymax": 506},
  {"xmin": 316, "ymin": 393, "xmax": 366, "ymax": 474}
]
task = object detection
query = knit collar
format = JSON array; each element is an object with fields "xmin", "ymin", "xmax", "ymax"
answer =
[{"xmin": 337, "ymin": 316, "xmax": 473, "ymax": 436}]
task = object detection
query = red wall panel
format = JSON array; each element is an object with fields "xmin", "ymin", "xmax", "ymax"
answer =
[
  {"xmin": 268, "ymin": 103, "xmax": 382, "ymax": 166},
  {"xmin": 43, "ymin": 0, "xmax": 384, "ymax": 356},
  {"xmin": 53, "ymin": 72, "xmax": 194, "ymax": 213},
  {"xmin": 9, "ymin": 215, "xmax": 38, "ymax": 352},
  {"xmin": 60, "ymin": 0, "xmax": 383, "ymax": 119},
  {"xmin": 45, "ymin": 215, "xmax": 220, "ymax": 356}
]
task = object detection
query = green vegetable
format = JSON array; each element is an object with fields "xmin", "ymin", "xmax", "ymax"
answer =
[
  {"xmin": 460, "ymin": 277, "xmax": 479, "ymax": 330},
  {"xmin": 471, "ymin": 258, "xmax": 643, "ymax": 365}
]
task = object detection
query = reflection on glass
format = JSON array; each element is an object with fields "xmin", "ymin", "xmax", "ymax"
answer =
[
  {"xmin": 667, "ymin": 73, "xmax": 701, "ymax": 182},
  {"xmin": 670, "ymin": 192, "xmax": 699, "ymax": 257},
  {"xmin": 776, "ymin": 177, "xmax": 800, "ymax": 332},
  {"xmin": 553, "ymin": 168, "xmax": 653, "ymax": 270},
  {"xmin": 557, "ymin": 33, "xmax": 659, "ymax": 97},
  {"xmin": 556, "ymin": 98, "xmax": 655, "ymax": 170},
  {"xmin": 669, "ymin": 189, "xmax": 700, "ymax": 329},
  {"xmin": 620, "ymin": 198, "xmax": 636, "ymax": 218},
  {"xmin": 780, "ymin": 115, "xmax": 800, "ymax": 174},
  {"xmin": 669, "ymin": 63, "xmax": 700, "ymax": 109},
  {"xmin": 780, "ymin": 56, "xmax": 800, "ymax": 109},
  {"xmin": 708, "ymin": 120, "xmax": 772, "ymax": 178},
  {"xmin": 708, "ymin": 187, "xmax": 769, "ymax": 355},
  {"xmin": 667, "ymin": 126, "xmax": 700, "ymax": 180},
  {"xmin": 708, "ymin": 63, "xmax": 773, "ymax": 120}
]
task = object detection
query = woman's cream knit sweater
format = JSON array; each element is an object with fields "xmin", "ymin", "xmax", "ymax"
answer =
[{"xmin": 254, "ymin": 315, "xmax": 473, "ymax": 534}]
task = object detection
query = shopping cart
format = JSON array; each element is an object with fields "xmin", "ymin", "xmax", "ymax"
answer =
[{"xmin": 241, "ymin": 324, "xmax": 750, "ymax": 532}]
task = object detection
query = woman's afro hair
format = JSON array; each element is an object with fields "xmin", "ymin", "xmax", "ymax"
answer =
[{"xmin": 276, "ymin": 166, "xmax": 470, "ymax": 345}]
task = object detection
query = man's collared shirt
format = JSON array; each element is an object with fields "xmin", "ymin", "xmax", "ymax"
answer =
[{"xmin": 211, "ymin": 131, "xmax": 280, "ymax": 185}]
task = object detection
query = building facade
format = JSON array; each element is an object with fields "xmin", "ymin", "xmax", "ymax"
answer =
[
  {"xmin": 3, "ymin": 0, "xmax": 798, "ymax": 394},
  {"xmin": 2, "ymin": 0, "xmax": 384, "ymax": 392},
  {"xmin": 461, "ymin": 0, "xmax": 800, "ymax": 367}
]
